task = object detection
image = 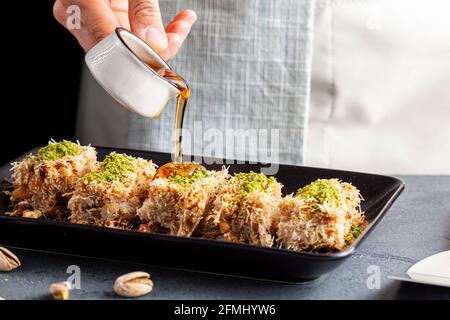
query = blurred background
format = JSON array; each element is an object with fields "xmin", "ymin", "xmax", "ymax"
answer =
[
  {"xmin": 1, "ymin": 1, "xmax": 82, "ymax": 165},
  {"xmin": 2, "ymin": 0, "xmax": 449, "ymax": 174}
]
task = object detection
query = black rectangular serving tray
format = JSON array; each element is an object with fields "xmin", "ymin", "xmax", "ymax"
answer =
[{"xmin": 0, "ymin": 147, "xmax": 404, "ymax": 283}]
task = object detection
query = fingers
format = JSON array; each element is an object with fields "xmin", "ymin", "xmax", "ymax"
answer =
[
  {"xmin": 53, "ymin": 0, "xmax": 196, "ymax": 58},
  {"xmin": 53, "ymin": 0, "xmax": 92, "ymax": 51},
  {"xmin": 53, "ymin": 0, "xmax": 66, "ymax": 26},
  {"xmin": 109, "ymin": 0, "xmax": 131, "ymax": 29},
  {"xmin": 167, "ymin": 9, "xmax": 198, "ymax": 27},
  {"xmin": 128, "ymin": 0, "xmax": 168, "ymax": 52},
  {"xmin": 160, "ymin": 10, "xmax": 197, "ymax": 61},
  {"xmin": 53, "ymin": 0, "xmax": 120, "ymax": 51},
  {"xmin": 159, "ymin": 33, "xmax": 182, "ymax": 61}
]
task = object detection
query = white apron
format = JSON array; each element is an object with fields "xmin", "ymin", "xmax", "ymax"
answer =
[{"xmin": 306, "ymin": 0, "xmax": 450, "ymax": 174}]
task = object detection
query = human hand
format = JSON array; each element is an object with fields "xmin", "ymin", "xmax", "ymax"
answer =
[{"xmin": 53, "ymin": 0, "xmax": 197, "ymax": 61}]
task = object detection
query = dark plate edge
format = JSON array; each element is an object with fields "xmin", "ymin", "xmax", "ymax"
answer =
[{"xmin": 351, "ymin": 177, "xmax": 405, "ymax": 250}]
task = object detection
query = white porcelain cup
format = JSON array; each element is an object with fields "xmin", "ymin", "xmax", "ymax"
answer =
[{"xmin": 85, "ymin": 27, "xmax": 180, "ymax": 118}]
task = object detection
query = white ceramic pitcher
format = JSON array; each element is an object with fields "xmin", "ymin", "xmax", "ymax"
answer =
[{"xmin": 85, "ymin": 27, "xmax": 180, "ymax": 118}]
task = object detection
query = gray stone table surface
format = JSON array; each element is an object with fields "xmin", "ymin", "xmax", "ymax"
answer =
[{"xmin": 1, "ymin": 176, "xmax": 449, "ymax": 300}]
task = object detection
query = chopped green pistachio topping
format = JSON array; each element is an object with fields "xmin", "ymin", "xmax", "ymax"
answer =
[
  {"xmin": 351, "ymin": 225, "xmax": 362, "ymax": 238},
  {"xmin": 234, "ymin": 171, "xmax": 276, "ymax": 196},
  {"xmin": 296, "ymin": 179, "xmax": 341, "ymax": 206},
  {"xmin": 345, "ymin": 224, "xmax": 363, "ymax": 246},
  {"xmin": 82, "ymin": 152, "xmax": 134, "ymax": 183},
  {"xmin": 167, "ymin": 169, "xmax": 208, "ymax": 187},
  {"xmin": 34, "ymin": 140, "xmax": 81, "ymax": 162}
]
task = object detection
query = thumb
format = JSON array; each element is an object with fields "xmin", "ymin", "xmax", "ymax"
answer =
[{"xmin": 128, "ymin": 0, "xmax": 168, "ymax": 52}]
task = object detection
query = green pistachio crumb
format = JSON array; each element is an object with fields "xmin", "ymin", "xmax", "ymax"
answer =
[
  {"xmin": 234, "ymin": 171, "xmax": 276, "ymax": 196},
  {"xmin": 82, "ymin": 152, "xmax": 134, "ymax": 183},
  {"xmin": 352, "ymin": 225, "xmax": 362, "ymax": 237},
  {"xmin": 34, "ymin": 140, "xmax": 81, "ymax": 162},
  {"xmin": 296, "ymin": 179, "xmax": 341, "ymax": 206},
  {"xmin": 345, "ymin": 224, "xmax": 363, "ymax": 246},
  {"xmin": 168, "ymin": 169, "xmax": 208, "ymax": 187}
]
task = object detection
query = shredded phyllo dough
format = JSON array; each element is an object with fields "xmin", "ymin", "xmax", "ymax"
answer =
[
  {"xmin": 206, "ymin": 171, "xmax": 283, "ymax": 247},
  {"xmin": 5, "ymin": 142, "xmax": 368, "ymax": 252},
  {"xmin": 138, "ymin": 167, "xmax": 229, "ymax": 236},
  {"xmin": 276, "ymin": 179, "xmax": 367, "ymax": 251},
  {"xmin": 68, "ymin": 152, "xmax": 156, "ymax": 229},
  {"xmin": 8, "ymin": 140, "xmax": 97, "ymax": 219}
]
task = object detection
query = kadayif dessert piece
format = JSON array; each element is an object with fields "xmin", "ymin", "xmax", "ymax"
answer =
[
  {"xmin": 9, "ymin": 140, "xmax": 97, "ymax": 219},
  {"xmin": 68, "ymin": 152, "xmax": 156, "ymax": 229},
  {"xmin": 208, "ymin": 171, "xmax": 283, "ymax": 247},
  {"xmin": 137, "ymin": 162, "xmax": 229, "ymax": 237},
  {"xmin": 276, "ymin": 179, "xmax": 367, "ymax": 251}
]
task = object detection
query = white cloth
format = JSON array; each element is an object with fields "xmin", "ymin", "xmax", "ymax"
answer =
[
  {"xmin": 77, "ymin": 0, "xmax": 315, "ymax": 166},
  {"xmin": 306, "ymin": 0, "xmax": 450, "ymax": 174}
]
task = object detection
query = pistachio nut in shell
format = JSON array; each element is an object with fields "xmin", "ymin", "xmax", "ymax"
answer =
[
  {"xmin": 114, "ymin": 271, "xmax": 153, "ymax": 298},
  {"xmin": 49, "ymin": 281, "xmax": 71, "ymax": 300},
  {"xmin": 0, "ymin": 246, "xmax": 21, "ymax": 272}
]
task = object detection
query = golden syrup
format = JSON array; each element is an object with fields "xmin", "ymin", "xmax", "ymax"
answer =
[
  {"xmin": 162, "ymin": 69, "xmax": 189, "ymax": 164},
  {"xmin": 154, "ymin": 162, "xmax": 205, "ymax": 179},
  {"xmin": 147, "ymin": 64, "xmax": 203, "ymax": 178},
  {"xmin": 151, "ymin": 67, "xmax": 189, "ymax": 163}
]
